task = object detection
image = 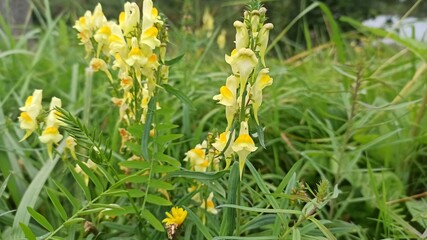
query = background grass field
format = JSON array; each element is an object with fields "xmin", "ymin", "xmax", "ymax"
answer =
[{"xmin": 1, "ymin": 0, "xmax": 427, "ymax": 239}]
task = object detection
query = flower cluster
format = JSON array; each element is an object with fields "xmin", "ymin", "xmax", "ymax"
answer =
[
  {"xmin": 74, "ymin": 0, "xmax": 168, "ymax": 126},
  {"xmin": 18, "ymin": 90, "xmax": 77, "ymax": 159},
  {"xmin": 213, "ymin": 4, "xmax": 273, "ymax": 178}
]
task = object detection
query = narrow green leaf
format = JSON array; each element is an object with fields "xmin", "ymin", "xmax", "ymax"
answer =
[
  {"xmin": 52, "ymin": 180, "xmax": 80, "ymax": 210},
  {"xmin": 155, "ymin": 153, "xmax": 181, "ymax": 167},
  {"xmin": 217, "ymin": 204, "xmax": 302, "ymax": 215},
  {"xmin": 165, "ymin": 53, "xmax": 185, "ymax": 66},
  {"xmin": 118, "ymin": 160, "xmax": 150, "ymax": 170},
  {"xmin": 46, "ymin": 188, "xmax": 68, "ymax": 221},
  {"xmin": 254, "ymin": 122, "xmax": 266, "ymax": 149},
  {"xmin": 152, "ymin": 165, "xmax": 179, "ymax": 174},
  {"xmin": 0, "ymin": 174, "xmax": 10, "ymax": 197},
  {"xmin": 68, "ymin": 163, "xmax": 91, "ymax": 201},
  {"xmin": 27, "ymin": 207, "xmax": 54, "ymax": 232},
  {"xmin": 102, "ymin": 206, "xmax": 134, "ymax": 216},
  {"xmin": 63, "ymin": 218, "xmax": 86, "ymax": 226},
  {"xmin": 146, "ymin": 194, "xmax": 172, "ymax": 206},
  {"xmin": 19, "ymin": 223, "xmax": 36, "ymax": 240},
  {"xmin": 308, "ymin": 217, "xmax": 337, "ymax": 240},
  {"xmin": 142, "ymin": 96, "xmax": 156, "ymax": 161},
  {"xmin": 274, "ymin": 160, "xmax": 303, "ymax": 195},
  {"xmin": 141, "ymin": 209, "xmax": 165, "ymax": 232},
  {"xmin": 150, "ymin": 179, "xmax": 174, "ymax": 190},
  {"xmin": 184, "ymin": 206, "xmax": 212, "ymax": 240},
  {"xmin": 166, "ymin": 170, "xmax": 227, "ymax": 180},
  {"xmin": 156, "ymin": 134, "xmax": 183, "ymax": 145},
  {"xmin": 292, "ymin": 228, "xmax": 301, "ymax": 240},
  {"xmin": 125, "ymin": 142, "xmax": 143, "ymax": 156},
  {"xmin": 162, "ymin": 84, "xmax": 194, "ymax": 110},
  {"xmin": 220, "ymin": 162, "xmax": 239, "ymax": 236}
]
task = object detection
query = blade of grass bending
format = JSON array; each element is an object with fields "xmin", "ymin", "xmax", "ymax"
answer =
[
  {"xmin": 46, "ymin": 188, "xmax": 68, "ymax": 221},
  {"xmin": 12, "ymin": 144, "xmax": 63, "ymax": 239},
  {"xmin": 308, "ymin": 217, "xmax": 337, "ymax": 240},
  {"xmin": 141, "ymin": 96, "xmax": 156, "ymax": 161},
  {"xmin": 220, "ymin": 162, "xmax": 239, "ymax": 236},
  {"xmin": 183, "ymin": 206, "xmax": 213, "ymax": 240}
]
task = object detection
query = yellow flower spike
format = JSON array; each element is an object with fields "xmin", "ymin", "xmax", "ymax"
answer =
[
  {"xmin": 229, "ymin": 48, "xmax": 258, "ymax": 98},
  {"xmin": 233, "ymin": 21, "xmax": 249, "ymax": 50},
  {"xmin": 258, "ymin": 23, "xmax": 274, "ymax": 67},
  {"xmin": 232, "ymin": 121, "xmax": 257, "ymax": 179},
  {"xmin": 65, "ymin": 136, "xmax": 78, "ymax": 160},
  {"xmin": 252, "ymin": 68, "xmax": 273, "ymax": 124},
  {"xmin": 119, "ymin": 2, "xmax": 140, "ymax": 36}
]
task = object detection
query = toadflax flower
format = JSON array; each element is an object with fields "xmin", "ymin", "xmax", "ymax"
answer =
[
  {"xmin": 258, "ymin": 23, "xmax": 274, "ymax": 67},
  {"xmin": 251, "ymin": 68, "xmax": 273, "ymax": 124},
  {"xmin": 227, "ymin": 48, "xmax": 258, "ymax": 98},
  {"xmin": 233, "ymin": 20, "xmax": 249, "ymax": 50},
  {"xmin": 200, "ymin": 192, "xmax": 218, "ymax": 214},
  {"xmin": 184, "ymin": 141, "xmax": 210, "ymax": 172},
  {"xmin": 39, "ymin": 97, "xmax": 63, "ymax": 159},
  {"xmin": 212, "ymin": 130, "xmax": 235, "ymax": 169},
  {"xmin": 232, "ymin": 121, "xmax": 257, "ymax": 179},
  {"xmin": 18, "ymin": 89, "xmax": 43, "ymax": 141}
]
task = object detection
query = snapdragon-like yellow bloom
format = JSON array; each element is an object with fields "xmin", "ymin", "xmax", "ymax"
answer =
[
  {"xmin": 251, "ymin": 68, "xmax": 273, "ymax": 124},
  {"xmin": 65, "ymin": 136, "xmax": 78, "ymax": 160},
  {"xmin": 140, "ymin": 26, "xmax": 161, "ymax": 50},
  {"xmin": 142, "ymin": 0, "xmax": 159, "ymax": 33},
  {"xmin": 119, "ymin": 2, "xmax": 140, "ymax": 36},
  {"xmin": 162, "ymin": 206, "xmax": 187, "ymax": 227},
  {"xmin": 232, "ymin": 121, "xmax": 257, "ymax": 179},
  {"xmin": 200, "ymin": 192, "xmax": 218, "ymax": 214},
  {"xmin": 233, "ymin": 21, "xmax": 249, "ymax": 50},
  {"xmin": 18, "ymin": 89, "xmax": 43, "ymax": 141},
  {"xmin": 184, "ymin": 141, "xmax": 210, "ymax": 172},
  {"xmin": 39, "ymin": 97, "xmax": 63, "ymax": 159},
  {"xmin": 227, "ymin": 48, "xmax": 258, "ymax": 98},
  {"xmin": 212, "ymin": 130, "xmax": 235, "ymax": 169},
  {"xmin": 258, "ymin": 23, "xmax": 274, "ymax": 67}
]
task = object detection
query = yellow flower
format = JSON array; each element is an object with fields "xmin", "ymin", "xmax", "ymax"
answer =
[
  {"xmin": 251, "ymin": 68, "xmax": 273, "ymax": 124},
  {"xmin": 200, "ymin": 192, "xmax": 218, "ymax": 214},
  {"xmin": 18, "ymin": 89, "xmax": 43, "ymax": 141},
  {"xmin": 258, "ymin": 23, "xmax": 274, "ymax": 67},
  {"xmin": 91, "ymin": 4, "xmax": 107, "ymax": 29},
  {"xmin": 212, "ymin": 130, "xmax": 235, "ymax": 169},
  {"xmin": 39, "ymin": 97, "xmax": 63, "ymax": 159},
  {"xmin": 162, "ymin": 207, "xmax": 187, "ymax": 227},
  {"xmin": 228, "ymin": 48, "xmax": 258, "ymax": 98},
  {"xmin": 233, "ymin": 21, "xmax": 249, "ymax": 50},
  {"xmin": 119, "ymin": 2, "xmax": 140, "ymax": 36},
  {"xmin": 142, "ymin": 0, "xmax": 159, "ymax": 33},
  {"xmin": 184, "ymin": 141, "xmax": 210, "ymax": 172},
  {"xmin": 65, "ymin": 136, "xmax": 78, "ymax": 160},
  {"xmin": 94, "ymin": 23, "xmax": 112, "ymax": 45},
  {"xmin": 140, "ymin": 26, "xmax": 161, "ymax": 49},
  {"xmin": 232, "ymin": 121, "xmax": 257, "ymax": 179}
]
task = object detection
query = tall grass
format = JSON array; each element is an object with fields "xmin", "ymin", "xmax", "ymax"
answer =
[{"xmin": 1, "ymin": 0, "xmax": 426, "ymax": 239}]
